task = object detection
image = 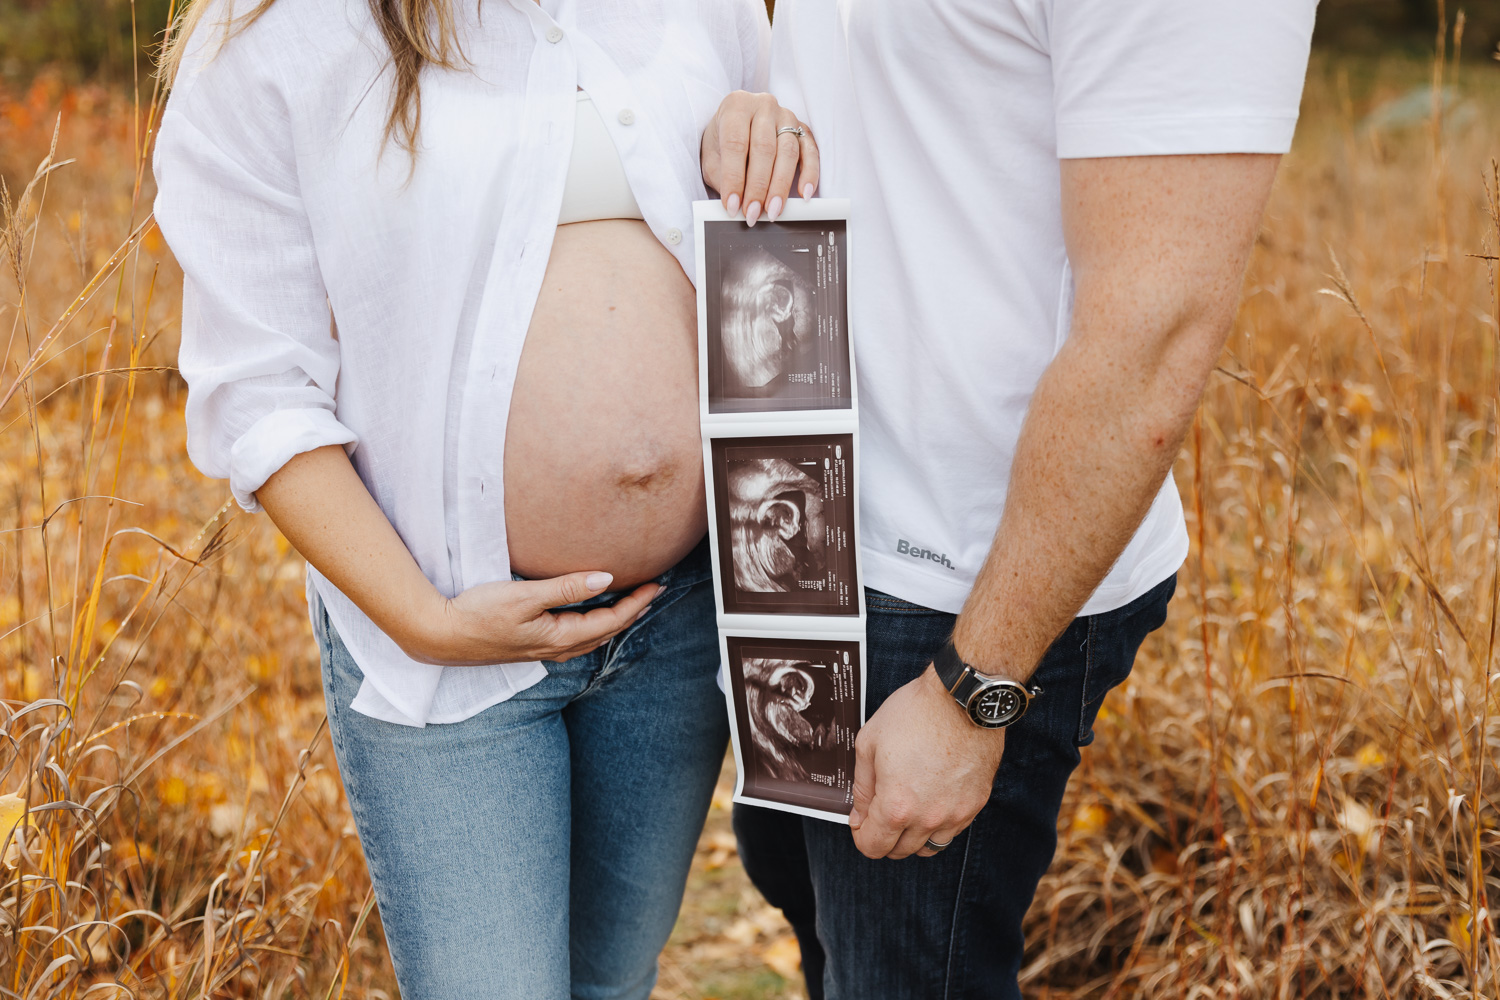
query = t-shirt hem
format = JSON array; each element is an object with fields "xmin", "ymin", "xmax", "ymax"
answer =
[
  {"xmin": 860, "ymin": 525, "xmax": 1189, "ymax": 620},
  {"xmin": 1056, "ymin": 115, "xmax": 1299, "ymax": 158},
  {"xmin": 862, "ymin": 550, "xmax": 976, "ymax": 616},
  {"xmin": 1076, "ymin": 527, "xmax": 1189, "ymax": 617}
]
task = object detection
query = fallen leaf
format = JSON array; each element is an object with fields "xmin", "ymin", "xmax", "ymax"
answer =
[
  {"xmin": 0, "ymin": 794, "xmax": 25, "ymax": 840},
  {"xmin": 761, "ymin": 934, "xmax": 802, "ymax": 980}
]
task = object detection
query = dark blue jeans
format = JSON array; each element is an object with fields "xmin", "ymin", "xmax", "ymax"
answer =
[{"xmin": 733, "ymin": 575, "xmax": 1176, "ymax": 1000}]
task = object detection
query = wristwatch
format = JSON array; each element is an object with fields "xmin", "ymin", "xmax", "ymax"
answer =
[{"xmin": 932, "ymin": 638, "xmax": 1042, "ymax": 730}]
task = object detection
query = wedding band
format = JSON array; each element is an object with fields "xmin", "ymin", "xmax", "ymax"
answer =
[
  {"xmin": 777, "ymin": 125, "xmax": 806, "ymax": 138},
  {"xmin": 924, "ymin": 837, "xmax": 952, "ymax": 854}
]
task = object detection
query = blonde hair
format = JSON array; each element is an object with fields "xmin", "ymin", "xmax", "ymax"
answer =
[{"xmin": 158, "ymin": 0, "xmax": 466, "ymax": 155}]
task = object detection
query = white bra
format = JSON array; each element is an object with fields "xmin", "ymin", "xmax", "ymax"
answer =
[{"xmin": 558, "ymin": 91, "xmax": 645, "ymax": 225}]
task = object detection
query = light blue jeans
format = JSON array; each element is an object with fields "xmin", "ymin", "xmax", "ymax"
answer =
[{"xmin": 316, "ymin": 537, "xmax": 725, "ymax": 1000}]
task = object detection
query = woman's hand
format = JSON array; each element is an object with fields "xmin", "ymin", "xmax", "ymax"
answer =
[
  {"xmin": 702, "ymin": 91, "xmax": 820, "ymax": 226},
  {"xmin": 402, "ymin": 572, "xmax": 661, "ymax": 666},
  {"xmin": 257, "ymin": 445, "xmax": 660, "ymax": 669}
]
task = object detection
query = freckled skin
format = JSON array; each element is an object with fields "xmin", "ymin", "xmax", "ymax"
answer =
[
  {"xmin": 503, "ymin": 220, "xmax": 707, "ymax": 587},
  {"xmin": 848, "ymin": 154, "xmax": 1286, "ymax": 861}
]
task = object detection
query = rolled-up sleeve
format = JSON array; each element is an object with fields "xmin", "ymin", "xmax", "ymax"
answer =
[{"xmin": 154, "ymin": 79, "xmax": 355, "ymax": 513}]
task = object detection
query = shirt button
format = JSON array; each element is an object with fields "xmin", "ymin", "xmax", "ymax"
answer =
[
  {"xmin": 617, "ymin": 108, "xmax": 636, "ymax": 126},
  {"xmin": 665, "ymin": 227, "xmax": 683, "ymax": 245},
  {"xmin": 545, "ymin": 26, "xmax": 564, "ymax": 43}
]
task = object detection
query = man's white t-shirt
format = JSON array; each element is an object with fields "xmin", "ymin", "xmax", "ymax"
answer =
[{"xmin": 767, "ymin": 0, "xmax": 1317, "ymax": 616}]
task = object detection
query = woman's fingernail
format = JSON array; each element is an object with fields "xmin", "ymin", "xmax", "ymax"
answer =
[
  {"xmin": 767, "ymin": 196, "xmax": 783, "ymax": 221},
  {"xmin": 745, "ymin": 201, "xmax": 761, "ymax": 226},
  {"xmin": 802, "ymin": 183, "xmax": 814, "ymax": 201},
  {"xmin": 726, "ymin": 192, "xmax": 740, "ymax": 216},
  {"xmin": 585, "ymin": 572, "xmax": 613, "ymax": 591}
]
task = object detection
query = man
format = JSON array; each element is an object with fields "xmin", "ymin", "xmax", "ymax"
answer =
[{"xmin": 707, "ymin": 0, "xmax": 1318, "ymax": 996}]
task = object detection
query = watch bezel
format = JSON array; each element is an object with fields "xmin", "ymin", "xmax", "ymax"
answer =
[
  {"xmin": 934, "ymin": 639, "xmax": 1042, "ymax": 730},
  {"xmin": 961, "ymin": 674, "xmax": 1031, "ymax": 729}
]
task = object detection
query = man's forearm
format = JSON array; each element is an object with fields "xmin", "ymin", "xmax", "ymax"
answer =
[
  {"xmin": 949, "ymin": 153, "xmax": 1279, "ymax": 678},
  {"xmin": 949, "ymin": 313, "xmax": 1217, "ymax": 676}
]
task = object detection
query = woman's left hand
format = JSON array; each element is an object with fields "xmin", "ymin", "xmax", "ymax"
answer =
[{"xmin": 702, "ymin": 91, "xmax": 820, "ymax": 226}]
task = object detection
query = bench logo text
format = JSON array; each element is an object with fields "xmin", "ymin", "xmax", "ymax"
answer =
[{"xmin": 896, "ymin": 539, "xmax": 956, "ymax": 571}]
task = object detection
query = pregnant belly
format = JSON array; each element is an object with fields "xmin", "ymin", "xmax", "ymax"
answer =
[{"xmin": 504, "ymin": 220, "xmax": 706, "ymax": 588}]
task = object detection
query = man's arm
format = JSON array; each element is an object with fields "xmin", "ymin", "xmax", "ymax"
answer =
[{"xmin": 848, "ymin": 153, "xmax": 1281, "ymax": 860}]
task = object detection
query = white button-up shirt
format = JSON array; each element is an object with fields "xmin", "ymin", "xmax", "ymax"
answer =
[{"xmin": 153, "ymin": 0, "xmax": 769, "ymax": 726}]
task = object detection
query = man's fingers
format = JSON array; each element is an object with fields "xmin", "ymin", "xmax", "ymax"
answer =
[
  {"xmin": 851, "ymin": 794, "xmax": 906, "ymax": 860},
  {"xmin": 741, "ymin": 98, "xmax": 781, "ymax": 226},
  {"xmin": 852, "ymin": 736, "xmax": 906, "ymax": 858},
  {"xmin": 849, "ymin": 729, "xmax": 876, "ymax": 829},
  {"xmin": 888, "ymin": 821, "xmax": 941, "ymax": 861},
  {"xmin": 914, "ymin": 826, "xmax": 964, "ymax": 859}
]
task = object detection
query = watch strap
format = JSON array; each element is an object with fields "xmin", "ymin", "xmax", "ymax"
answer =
[{"xmin": 932, "ymin": 638, "xmax": 969, "ymax": 694}]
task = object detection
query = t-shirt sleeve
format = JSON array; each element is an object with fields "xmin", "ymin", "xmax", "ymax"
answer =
[{"xmin": 1048, "ymin": 0, "xmax": 1317, "ymax": 159}]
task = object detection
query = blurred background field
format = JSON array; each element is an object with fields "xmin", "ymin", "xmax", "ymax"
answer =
[{"xmin": 2, "ymin": 3, "xmax": 1500, "ymax": 998}]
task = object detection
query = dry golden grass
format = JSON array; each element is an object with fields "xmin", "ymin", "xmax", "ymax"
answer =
[
  {"xmin": 1025, "ymin": 45, "xmax": 1500, "ymax": 999},
  {"xmin": 1, "ymin": 33, "xmax": 1498, "ymax": 1000}
]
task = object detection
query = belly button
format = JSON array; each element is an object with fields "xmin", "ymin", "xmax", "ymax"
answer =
[{"xmin": 620, "ymin": 466, "xmax": 675, "ymax": 492}]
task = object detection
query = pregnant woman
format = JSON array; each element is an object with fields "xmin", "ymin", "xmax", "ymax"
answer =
[{"xmin": 153, "ymin": 0, "xmax": 815, "ymax": 995}]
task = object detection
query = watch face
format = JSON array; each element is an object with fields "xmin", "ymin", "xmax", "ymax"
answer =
[{"xmin": 968, "ymin": 682, "xmax": 1024, "ymax": 728}]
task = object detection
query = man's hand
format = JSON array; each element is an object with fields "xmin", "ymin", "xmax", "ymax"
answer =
[{"xmin": 848, "ymin": 666, "xmax": 1004, "ymax": 860}]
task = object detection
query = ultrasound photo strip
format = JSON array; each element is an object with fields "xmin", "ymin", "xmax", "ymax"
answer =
[
  {"xmin": 710, "ymin": 434, "xmax": 858, "ymax": 618},
  {"xmin": 722, "ymin": 634, "xmax": 865, "ymax": 823},
  {"xmin": 695, "ymin": 198, "xmax": 867, "ymax": 823},
  {"xmin": 701, "ymin": 213, "xmax": 853, "ymax": 415}
]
